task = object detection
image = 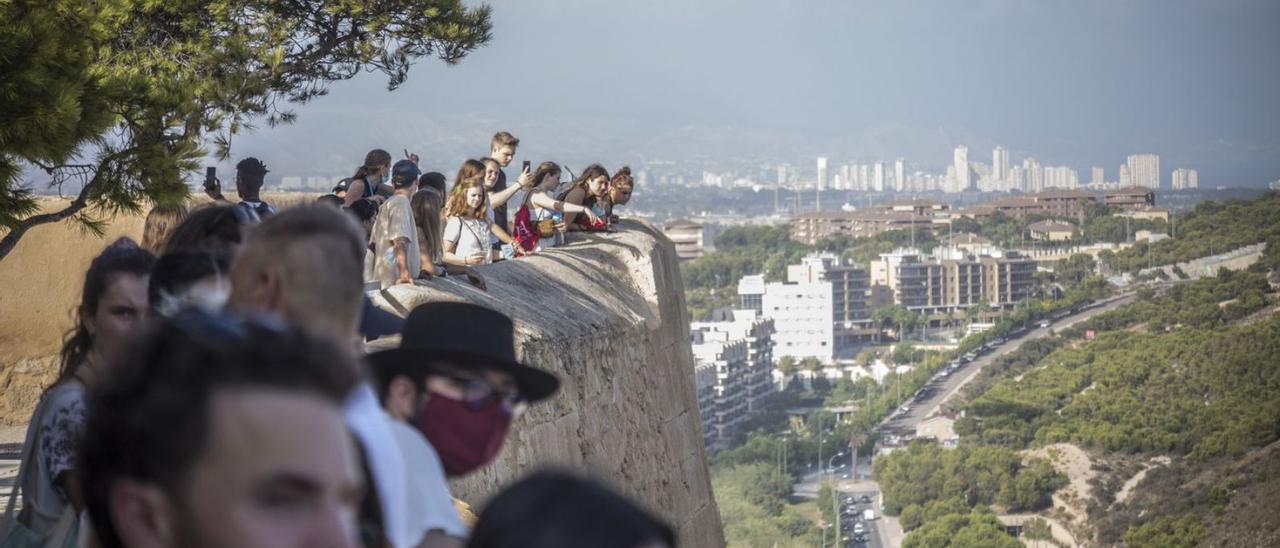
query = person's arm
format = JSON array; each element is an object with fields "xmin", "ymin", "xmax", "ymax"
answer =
[
  {"xmin": 491, "ymin": 222, "xmax": 514, "ymax": 245},
  {"xmin": 343, "ymin": 180, "xmax": 366, "ymax": 208},
  {"xmin": 393, "ymin": 237, "xmax": 414, "ymax": 285},
  {"xmin": 529, "ymin": 193, "xmax": 600, "ymax": 222},
  {"xmin": 442, "ymin": 264, "xmax": 487, "ymax": 291},
  {"xmin": 488, "ymin": 167, "xmax": 535, "ymax": 208}
]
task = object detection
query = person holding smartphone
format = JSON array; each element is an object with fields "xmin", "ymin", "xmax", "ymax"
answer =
[
  {"xmin": 442, "ymin": 160, "xmax": 494, "ymax": 267},
  {"xmin": 484, "ymin": 132, "xmax": 535, "ymax": 254}
]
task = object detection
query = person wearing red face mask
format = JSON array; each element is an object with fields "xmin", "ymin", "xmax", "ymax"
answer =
[{"xmin": 369, "ymin": 302, "xmax": 559, "ymax": 548}]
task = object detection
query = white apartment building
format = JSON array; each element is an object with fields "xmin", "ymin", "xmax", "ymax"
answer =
[
  {"xmin": 691, "ymin": 332, "xmax": 749, "ymax": 452},
  {"xmin": 738, "ymin": 253, "xmax": 874, "ymax": 364},
  {"xmin": 692, "ymin": 309, "xmax": 776, "ymax": 414},
  {"xmin": 1127, "ymin": 153, "xmax": 1161, "ymax": 189}
]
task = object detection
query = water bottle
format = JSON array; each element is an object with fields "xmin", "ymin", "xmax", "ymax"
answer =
[{"xmin": 551, "ymin": 211, "xmax": 565, "ymax": 247}]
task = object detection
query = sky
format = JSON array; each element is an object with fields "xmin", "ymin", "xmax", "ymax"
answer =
[{"xmin": 228, "ymin": 0, "xmax": 1280, "ymax": 187}]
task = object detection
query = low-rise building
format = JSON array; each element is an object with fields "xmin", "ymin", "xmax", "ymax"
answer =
[
  {"xmin": 962, "ymin": 189, "xmax": 1098, "ymax": 220},
  {"xmin": 1028, "ymin": 220, "xmax": 1076, "ymax": 241},
  {"xmin": 1104, "ymin": 187, "xmax": 1157, "ymax": 211},
  {"xmin": 789, "ymin": 210, "xmax": 940, "ymax": 245},
  {"xmin": 663, "ymin": 219, "xmax": 705, "ymax": 260}
]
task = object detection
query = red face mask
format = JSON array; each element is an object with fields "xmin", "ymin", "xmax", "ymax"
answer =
[{"xmin": 416, "ymin": 393, "xmax": 512, "ymax": 476}]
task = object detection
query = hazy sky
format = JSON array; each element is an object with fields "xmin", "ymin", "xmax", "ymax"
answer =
[{"xmin": 230, "ymin": 0, "xmax": 1280, "ymax": 187}]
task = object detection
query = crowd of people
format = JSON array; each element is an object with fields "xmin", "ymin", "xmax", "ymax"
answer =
[{"xmin": 1, "ymin": 132, "xmax": 671, "ymax": 548}]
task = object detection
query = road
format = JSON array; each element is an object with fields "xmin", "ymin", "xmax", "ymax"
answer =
[{"xmin": 879, "ymin": 292, "xmax": 1137, "ymax": 437}]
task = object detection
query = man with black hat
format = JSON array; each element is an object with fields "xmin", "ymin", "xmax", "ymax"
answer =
[
  {"xmin": 206, "ymin": 157, "xmax": 277, "ymax": 220},
  {"xmin": 369, "ymin": 302, "xmax": 559, "ymax": 547}
]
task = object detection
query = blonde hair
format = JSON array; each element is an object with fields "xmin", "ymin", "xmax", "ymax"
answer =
[
  {"xmin": 141, "ymin": 203, "xmax": 188, "ymax": 254},
  {"xmin": 490, "ymin": 131, "xmax": 519, "ymax": 151}
]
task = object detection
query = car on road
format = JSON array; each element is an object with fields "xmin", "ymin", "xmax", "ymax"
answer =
[{"xmin": 1038, "ymin": 320, "xmax": 1051, "ymax": 328}]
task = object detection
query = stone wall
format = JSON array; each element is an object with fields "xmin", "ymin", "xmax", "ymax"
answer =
[{"xmin": 369, "ymin": 220, "xmax": 725, "ymax": 546}]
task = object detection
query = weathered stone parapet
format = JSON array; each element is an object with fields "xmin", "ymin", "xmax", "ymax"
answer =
[{"xmin": 368, "ymin": 220, "xmax": 725, "ymax": 547}]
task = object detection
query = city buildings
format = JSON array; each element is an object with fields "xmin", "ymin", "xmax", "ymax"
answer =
[
  {"xmin": 737, "ymin": 253, "xmax": 874, "ymax": 364},
  {"xmin": 1172, "ymin": 168, "xmax": 1199, "ymax": 190},
  {"xmin": 1091, "ymin": 166, "xmax": 1105, "ymax": 186},
  {"xmin": 894, "ymin": 158, "xmax": 906, "ymax": 192},
  {"xmin": 953, "ymin": 145, "xmax": 970, "ymax": 192},
  {"xmin": 789, "ymin": 210, "xmax": 941, "ymax": 244},
  {"xmin": 817, "ymin": 157, "xmax": 829, "ymax": 191},
  {"xmin": 690, "ymin": 308, "xmax": 777, "ymax": 452},
  {"xmin": 1104, "ymin": 187, "xmax": 1157, "ymax": 211},
  {"xmin": 663, "ymin": 219, "xmax": 706, "ymax": 260},
  {"xmin": 690, "ymin": 331, "xmax": 748, "ymax": 452},
  {"xmin": 1127, "ymin": 153, "xmax": 1161, "ymax": 189},
  {"xmin": 1028, "ymin": 220, "xmax": 1077, "ymax": 241},
  {"xmin": 693, "ymin": 309, "xmax": 776, "ymax": 413},
  {"xmin": 961, "ymin": 189, "xmax": 1098, "ymax": 220},
  {"xmin": 871, "ymin": 246, "xmax": 1036, "ymax": 317},
  {"xmin": 992, "ymin": 146, "xmax": 1009, "ymax": 188}
]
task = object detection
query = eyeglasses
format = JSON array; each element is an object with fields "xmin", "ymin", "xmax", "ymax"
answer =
[{"xmin": 435, "ymin": 372, "xmax": 527, "ymax": 414}]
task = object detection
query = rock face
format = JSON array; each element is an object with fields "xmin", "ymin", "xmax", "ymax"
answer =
[{"xmin": 369, "ymin": 220, "xmax": 725, "ymax": 547}]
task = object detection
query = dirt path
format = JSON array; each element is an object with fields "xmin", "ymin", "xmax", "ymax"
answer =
[{"xmin": 1023, "ymin": 444, "xmax": 1095, "ymax": 528}]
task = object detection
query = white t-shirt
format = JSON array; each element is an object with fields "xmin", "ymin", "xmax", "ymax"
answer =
[
  {"xmin": 21, "ymin": 382, "xmax": 84, "ymax": 533},
  {"xmin": 386, "ymin": 416, "xmax": 467, "ymax": 541},
  {"xmin": 343, "ymin": 384, "xmax": 411, "ymax": 548},
  {"xmin": 443, "ymin": 217, "xmax": 492, "ymax": 264}
]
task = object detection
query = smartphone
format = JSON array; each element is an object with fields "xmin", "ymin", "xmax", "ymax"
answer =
[
  {"xmin": 203, "ymin": 166, "xmax": 217, "ymax": 191},
  {"xmin": 522, "ymin": 160, "xmax": 531, "ymax": 172}
]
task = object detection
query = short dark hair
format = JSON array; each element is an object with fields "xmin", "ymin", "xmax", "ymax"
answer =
[
  {"xmin": 80, "ymin": 311, "xmax": 358, "ymax": 548},
  {"xmin": 419, "ymin": 172, "xmax": 447, "ymax": 196},
  {"xmin": 466, "ymin": 471, "xmax": 676, "ymax": 548},
  {"xmin": 235, "ymin": 157, "xmax": 269, "ymax": 178}
]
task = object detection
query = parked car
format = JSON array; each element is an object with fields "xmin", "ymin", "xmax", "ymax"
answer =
[
  {"xmin": 864, "ymin": 509, "xmax": 877, "ymax": 521},
  {"xmin": 860, "ymin": 495, "xmax": 872, "ymax": 503}
]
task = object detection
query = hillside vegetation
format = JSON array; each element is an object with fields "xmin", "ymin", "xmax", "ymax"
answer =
[{"xmin": 1102, "ymin": 191, "xmax": 1280, "ymax": 273}]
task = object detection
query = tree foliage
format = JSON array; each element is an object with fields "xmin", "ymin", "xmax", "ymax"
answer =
[
  {"xmin": 1103, "ymin": 192, "xmax": 1280, "ymax": 273},
  {"xmin": 0, "ymin": 0, "xmax": 493, "ymax": 260},
  {"xmin": 961, "ymin": 272, "xmax": 1280, "ymax": 458},
  {"xmin": 1123, "ymin": 514, "xmax": 1208, "ymax": 548},
  {"xmin": 901, "ymin": 511, "xmax": 1022, "ymax": 548},
  {"xmin": 873, "ymin": 443, "xmax": 1065, "ymax": 521}
]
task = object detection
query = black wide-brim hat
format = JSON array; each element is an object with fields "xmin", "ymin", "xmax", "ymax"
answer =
[{"xmin": 366, "ymin": 301, "xmax": 559, "ymax": 403}]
